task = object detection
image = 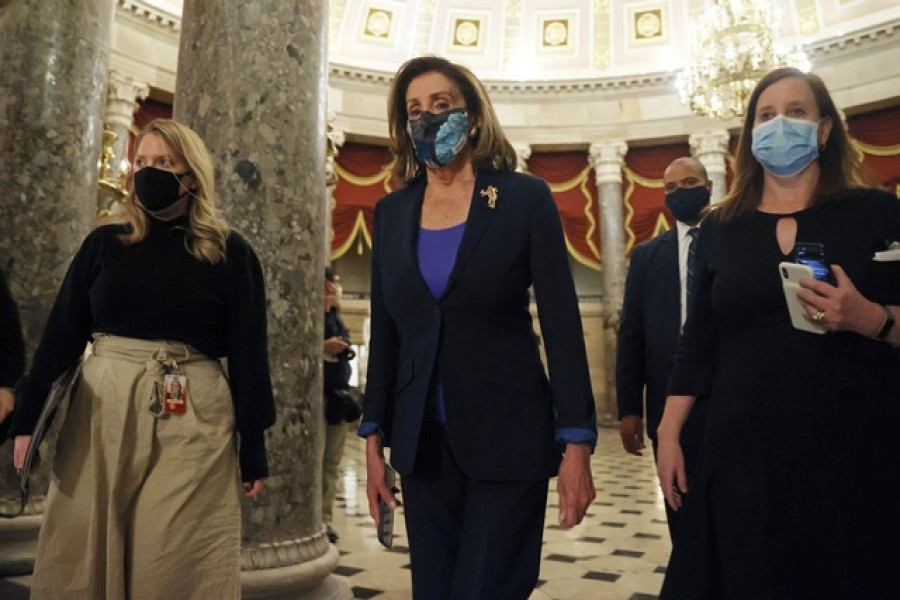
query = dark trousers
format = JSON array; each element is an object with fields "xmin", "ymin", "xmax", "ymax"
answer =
[{"xmin": 401, "ymin": 421, "xmax": 549, "ymax": 600}]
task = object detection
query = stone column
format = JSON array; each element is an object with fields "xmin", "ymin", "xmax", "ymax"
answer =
[
  {"xmin": 689, "ymin": 130, "xmax": 730, "ymax": 204},
  {"xmin": 99, "ymin": 72, "xmax": 149, "ymax": 214},
  {"xmin": 512, "ymin": 142, "xmax": 531, "ymax": 172},
  {"xmin": 175, "ymin": 2, "xmax": 349, "ymax": 599},
  {"xmin": 0, "ymin": 0, "xmax": 113, "ymax": 576},
  {"xmin": 104, "ymin": 71, "xmax": 150, "ymax": 185},
  {"xmin": 588, "ymin": 140, "xmax": 628, "ymax": 427}
]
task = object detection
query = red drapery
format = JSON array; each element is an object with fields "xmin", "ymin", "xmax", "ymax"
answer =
[
  {"xmin": 848, "ymin": 106, "xmax": 900, "ymax": 195},
  {"xmin": 622, "ymin": 144, "xmax": 690, "ymax": 255},
  {"xmin": 129, "ymin": 99, "xmax": 174, "ymax": 161},
  {"xmin": 331, "ymin": 143, "xmax": 394, "ymax": 259},
  {"xmin": 527, "ymin": 152, "xmax": 601, "ymax": 270}
]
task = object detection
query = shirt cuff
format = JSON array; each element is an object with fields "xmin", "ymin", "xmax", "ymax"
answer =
[
  {"xmin": 239, "ymin": 430, "xmax": 269, "ymax": 482},
  {"xmin": 555, "ymin": 427, "xmax": 597, "ymax": 450},
  {"xmin": 357, "ymin": 421, "xmax": 381, "ymax": 438}
]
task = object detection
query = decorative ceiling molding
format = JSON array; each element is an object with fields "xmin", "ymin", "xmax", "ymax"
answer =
[
  {"xmin": 113, "ymin": 3, "xmax": 899, "ymax": 102},
  {"xmin": 329, "ymin": 16, "xmax": 900, "ymax": 97},
  {"xmin": 117, "ymin": 0, "xmax": 181, "ymax": 32},
  {"xmin": 807, "ymin": 16, "xmax": 900, "ymax": 60},
  {"xmin": 328, "ymin": 61, "xmax": 673, "ymax": 95}
]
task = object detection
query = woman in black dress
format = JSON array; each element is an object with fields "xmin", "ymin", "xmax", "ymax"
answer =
[{"xmin": 656, "ymin": 68, "xmax": 900, "ymax": 599}]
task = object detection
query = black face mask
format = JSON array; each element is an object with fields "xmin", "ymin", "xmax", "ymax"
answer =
[
  {"xmin": 665, "ymin": 186, "xmax": 710, "ymax": 224},
  {"xmin": 133, "ymin": 166, "xmax": 192, "ymax": 212}
]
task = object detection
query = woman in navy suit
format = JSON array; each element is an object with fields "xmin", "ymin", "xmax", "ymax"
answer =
[{"xmin": 359, "ymin": 56, "xmax": 597, "ymax": 599}]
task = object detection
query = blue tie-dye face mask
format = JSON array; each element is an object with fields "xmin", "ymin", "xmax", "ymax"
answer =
[{"xmin": 406, "ymin": 108, "xmax": 470, "ymax": 168}]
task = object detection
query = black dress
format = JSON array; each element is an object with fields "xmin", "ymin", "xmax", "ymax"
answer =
[{"xmin": 661, "ymin": 188, "xmax": 900, "ymax": 600}]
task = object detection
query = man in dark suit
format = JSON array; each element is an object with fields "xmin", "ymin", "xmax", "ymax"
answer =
[{"xmin": 616, "ymin": 156, "xmax": 711, "ymax": 538}]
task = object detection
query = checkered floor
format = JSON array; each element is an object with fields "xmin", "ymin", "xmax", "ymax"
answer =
[
  {"xmin": 0, "ymin": 428, "xmax": 670, "ymax": 599},
  {"xmin": 330, "ymin": 428, "xmax": 670, "ymax": 600}
]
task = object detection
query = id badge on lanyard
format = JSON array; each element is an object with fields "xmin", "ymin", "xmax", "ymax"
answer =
[{"xmin": 163, "ymin": 364, "xmax": 188, "ymax": 415}]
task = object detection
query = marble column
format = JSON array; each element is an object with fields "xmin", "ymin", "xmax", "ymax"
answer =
[
  {"xmin": 104, "ymin": 72, "xmax": 149, "ymax": 184},
  {"xmin": 175, "ymin": 2, "xmax": 349, "ymax": 599},
  {"xmin": 513, "ymin": 142, "xmax": 532, "ymax": 172},
  {"xmin": 689, "ymin": 130, "xmax": 730, "ymax": 204},
  {"xmin": 98, "ymin": 72, "xmax": 149, "ymax": 214},
  {"xmin": 0, "ymin": 0, "xmax": 112, "ymax": 576},
  {"xmin": 588, "ymin": 140, "xmax": 629, "ymax": 427}
]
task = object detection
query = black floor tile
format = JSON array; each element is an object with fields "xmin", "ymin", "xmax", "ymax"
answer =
[
  {"xmin": 583, "ymin": 571, "xmax": 621, "ymax": 582},
  {"xmin": 351, "ymin": 586, "xmax": 384, "ymax": 599}
]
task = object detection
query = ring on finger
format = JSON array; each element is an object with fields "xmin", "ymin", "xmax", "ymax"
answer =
[{"xmin": 813, "ymin": 310, "xmax": 826, "ymax": 322}]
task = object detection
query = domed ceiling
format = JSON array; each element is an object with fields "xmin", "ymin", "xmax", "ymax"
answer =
[
  {"xmin": 130, "ymin": 0, "xmax": 900, "ymax": 81},
  {"xmin": 115, "ymin": 0, "xmax": 900, "ymax": 145}
]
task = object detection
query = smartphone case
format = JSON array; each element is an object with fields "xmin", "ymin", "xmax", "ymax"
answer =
[
  {"xmin": 779, "ymin": 262, "xmax": 826, "ymax": 335},
  {"xmin": 377, "ymin": 464, "xmax": 396, "ymax": 548}
]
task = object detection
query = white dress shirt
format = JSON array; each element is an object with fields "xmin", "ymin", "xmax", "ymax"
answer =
[{"xmin": 676, "ymin": 220, "xmax": 698, "ymax": 327}]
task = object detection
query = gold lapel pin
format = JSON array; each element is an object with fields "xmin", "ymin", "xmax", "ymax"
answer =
[{"xmin": 480, "ymin": 185, "xmax": 498, "ymax": 209}]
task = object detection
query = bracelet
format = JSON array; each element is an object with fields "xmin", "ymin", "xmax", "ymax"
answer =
[{"xmin": 873, "ymin": 305, "xmax": 896, "ymax": 341}]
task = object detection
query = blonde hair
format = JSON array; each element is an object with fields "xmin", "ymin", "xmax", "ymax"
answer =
[
  {"xmin": 110, "ymin": 119, "xmax": 229, "ymax": 263},
  {"xmin": 718, "ymin": 68, "xmax": 871, "ymax": 222},
  {"xmin": 387, "ymin": 56, "xmax": 517, "ymax": 184}
]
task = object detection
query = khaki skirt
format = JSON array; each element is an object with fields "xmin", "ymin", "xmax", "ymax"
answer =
[{"xmin": 31, "ymin": 334, "xmax": 241, "ymax": 600}]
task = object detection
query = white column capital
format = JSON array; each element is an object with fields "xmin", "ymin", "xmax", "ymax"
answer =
[
  {"xmin": 105, "ymin": 71, "xmax": 150, "ymax": 128},
  {"xmin": 512, "ymin": 143, "xmax": 531, "ymax": 172},
  {"xmin": 689, "ymin": 130, "xmax": 730, "ymax": 174},
  {"xmin": 589, "ymin": 140, "xmax": 628, "ymax": 183},
  {"xmin": 327, "ymin": 128, "xmax": 345, "ymax": 155}
]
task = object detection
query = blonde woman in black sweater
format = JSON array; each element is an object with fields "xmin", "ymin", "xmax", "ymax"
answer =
[{"xmin": 10, "ymin": 119, "xmax": 276, "ymax": 600}]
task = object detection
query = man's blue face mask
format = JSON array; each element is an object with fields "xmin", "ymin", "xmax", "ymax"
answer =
[{"xmin": 751, "ymin": 114, "xmax": 821, "ymax": 178}]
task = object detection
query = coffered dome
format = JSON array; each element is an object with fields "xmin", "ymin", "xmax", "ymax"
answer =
[{"xmin": 114, "ymin": 1, "xmax": 900, "ymax": 145}]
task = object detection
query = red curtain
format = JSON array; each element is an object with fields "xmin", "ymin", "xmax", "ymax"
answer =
[
  {"xmin": 622, "ymin": 144, "xmax": 690, "ymax": 255},
  {"xmin": 527, "ymin": 152, "xmax": 601, "ymax": 270},
  {"xmin": 848, "ymin": 106, "xmax": 900, "ymax": 195},
  {"xmin": 331, "ymin": 143, "xmax": 395, "ymax": 259},
  {"xmin": 129, "ymin": 98, "xmax": 174, "ymax": 161}
]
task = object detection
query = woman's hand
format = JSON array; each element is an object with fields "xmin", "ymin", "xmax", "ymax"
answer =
[
  {"xmin": 655, "ymin": 395, "xmax": 695, "ymax": 511},
  {"xmin": 13, "ymin": 435, "xmax": 33, "ymax": 472},
  {"xmin": 242, "ymin": 479, "xmax": 265, "ymax": 497},
  {"xmin": 657, "ymin": 432, "xmax": 687, "ymax": 511},
  {"xmin": 0, "ymin": 388, "xmax": 14, "ymax": 426},
  {"xmin": 365, "ymin": 434, "xmax": 398, "ymax": 529},
  {"xmin": 557, "ymin": 443, "xmax": 595, "ymax": 528},
  {"xmin": 797, "ymin": 265, "xmax": 884, "ymax": 335}
]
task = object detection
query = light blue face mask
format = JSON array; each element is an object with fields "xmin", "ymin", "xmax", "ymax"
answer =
[{"xmin": 751, "ymin": 115, "xmax": 820, "ymax": 178}]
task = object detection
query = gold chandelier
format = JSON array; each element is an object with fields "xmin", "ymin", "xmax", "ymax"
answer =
[{"xmin": 677, "ymin": 0, "xmax": 811, "ymax": 120}]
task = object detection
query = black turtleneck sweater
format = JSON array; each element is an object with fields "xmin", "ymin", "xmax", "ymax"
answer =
[
  {"xmin": 9, "ymin": 216, "xmax": 276, "ymax": 481},
  {"xmin": 0, "ymin": 268, "xmax": 25, "ymax": 389}
]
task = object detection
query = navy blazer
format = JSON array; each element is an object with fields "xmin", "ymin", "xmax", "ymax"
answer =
[
  {"xmin": 363, "ymin": 170, "xmax": 596, "ymax": 481},
  {"xmin": 616, "ymin": 229, "xmax": 681, "ymax": 441}
]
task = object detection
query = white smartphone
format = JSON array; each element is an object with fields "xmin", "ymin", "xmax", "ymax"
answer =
[{"xmin": 779, "ymin": 262, "xmax": 826, "ymax": 334}]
